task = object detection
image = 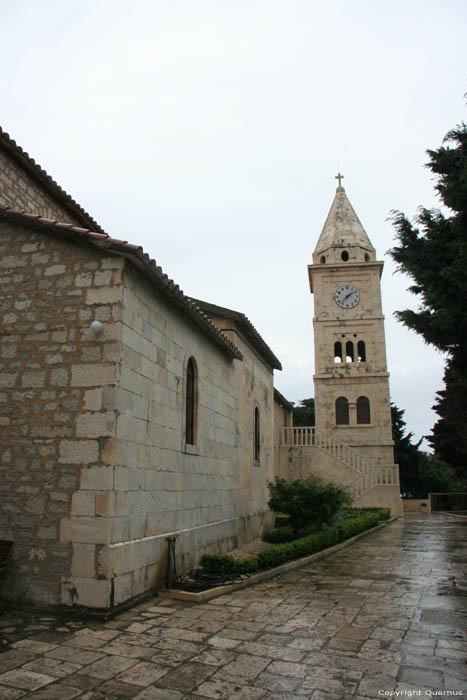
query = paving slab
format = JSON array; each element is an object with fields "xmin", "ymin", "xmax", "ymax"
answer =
[{"xmin": 0, "ymin": 513, "xmax": 465, "ymax": 698}]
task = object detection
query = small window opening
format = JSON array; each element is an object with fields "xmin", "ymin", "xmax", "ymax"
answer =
[
  {"xmin": 334, "ymin": 341, "xmax": 343, "ymax": 363},
  {"xmin": 336, "ymin": 397, "xmax": 349, "ymax": 425},
  {"xmin": 341, "ymin": 251, "xmax": 349, "ymax": 261},
  {"xmin": 345, "ymin": 341, "xmax": 354, "ymax": 363},
  {"xmin": 357, "ymin": 396, "xmax": 371, "ymax": 424},
  {"xmin": 320, "ymin": 255, "xmax": 326, "ymax": 264},
  {"xmin": 254, "ymin": 407, "xmax": 260, "ymax": 462},
  {"xmin": 186, "ymin": 357, "xmax": 196, "ymax": 444},
  {"xmin": 364, "ymin": 253, "xmax": 370, "ymax": 261},
  {"xmin": 357, "ymin": 341, "xmax": 366, "ymax": 362}
]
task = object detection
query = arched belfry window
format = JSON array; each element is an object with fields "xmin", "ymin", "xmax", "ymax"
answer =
[
  {"xmin": 335, "ymin": 397, "xmax": 349, "ymax": 425},
  {"xmin": 254, "ymin": 407, "xmax": 260, "ymax": 463},
  {"xmin": 185, "ymin": 357, "xmax": 197, "ymax": 445},
  {"xmin": 345, "ymin": 341, "xmax": 354, "ymax": 363},
  {"xmin": 357, "ymin": 341, "xmax": 366, "ymax": 362},
  {"xmin": 357, "ymin": 396, "xmax": 371, "ymax": 424},
  {"xmin": 334, "ymin": 341, "xmax": 342, "ymax": 363}
]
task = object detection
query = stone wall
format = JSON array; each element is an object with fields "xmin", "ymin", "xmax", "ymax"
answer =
[
  {"xmin": 96, "ymin": 272, "xmax": 276, "ymax": 607},
  {"xmin": 273, "ymin": 398, "xmax": 293, "ymax": 477},
  {"xmin": 402, "ymin": 499, "xmax": 431, "ymax": 514},
  {"xmin": 0, "ymin": 221, "xmax": 277, "ymax": 608},
  {"xmin": 0, "ymin": 220, "xmax": 122, "ymax": 605},
  {"xmin": 0, "ymin": 149, "xmax": 82, "ymax": 224}
]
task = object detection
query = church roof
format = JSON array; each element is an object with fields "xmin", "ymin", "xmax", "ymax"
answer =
[
  {"xmin": 0, "ymin": 205, "xmax": 243, "ymax": 362},
  {"xmin": 0, "ymin": 127, "xmax": 106, "ymax": 235},
  {"xmin": 274, "ymin": 387, "xmax": 294, "ymax": 411},
  {"xmin": 189, "ymin": 298, "xmax": 282, "ymax": 371},
  {"xmin": 314, "ymin": 185, "xmax": 375, "ymax": 254}
]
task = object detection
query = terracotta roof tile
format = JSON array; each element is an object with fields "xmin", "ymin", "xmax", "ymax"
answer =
[
  {"xmin": 0, "ymin": 127, "xmax": 106, "ymax": 235},
  {"xmin": 190, "ymin": 298, "xmax": 282, "ymax": 371}
]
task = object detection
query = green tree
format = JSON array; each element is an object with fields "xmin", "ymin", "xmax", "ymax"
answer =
[
  {"xmin": 389, "ymin": 123, "xmax": 467, "ymax": 478},
  {"xmin": 428, "ymin": 358, "xmax": 467, "ymax": 475},
  {"xmin": 293, "ymin": 398, "xmax": 315, "ymax": 427},
  {"xmin": 391, "ymin": 403, "xmax": 463, "ymax": 498},
  {"xmin": 267, "ymin": 476, "xmax": 351, "ymax": 536}
]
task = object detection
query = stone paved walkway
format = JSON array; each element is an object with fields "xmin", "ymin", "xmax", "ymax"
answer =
[{"xmin": 0, "ymin": 514, "xmax": 466, "ymax": 699}]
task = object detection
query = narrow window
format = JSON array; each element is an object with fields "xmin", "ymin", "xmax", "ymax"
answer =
[
  {"xmin": 335, "ymin": 397, "xmax": 349, "ymax": 425},
  {"xmin": 320, "ymin": 255, "xmax": 326, "ymax": 264},
  {"xmin": 357, "ymin": 340, "xmax": 366, "ymax": 362},
  {"xmin": 186, "ymin": 357, "xmax": 196, "ymax": 444},
  {"xmin": 334, "ymin": 341, "xmax": 342, "ymax": 363},
  {"xmin": 345, "ymin": 341, "xmax": 354, "ymax": 362},
  {"xmin": 254, "ymin": 407, "xmax": 260, "ymax": 462},
  {"xmin": 341, "ymin": 250, "xmax": 349, "ymax": 261},
  {"xmin": 357, "ymin": 396, "xmax": 371, "ymax": 424}
]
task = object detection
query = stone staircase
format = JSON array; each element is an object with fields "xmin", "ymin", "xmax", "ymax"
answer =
[{"xmin": 279, "ymin": 426, "xmax": 399, "ymax": 501}]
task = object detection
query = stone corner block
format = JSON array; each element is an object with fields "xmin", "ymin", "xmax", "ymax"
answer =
[
  {"xmin": 76, "ymin": 411, "xmax": 116, "ymax": 438},
  {"xmin": 60, "ymin": 515, "xmax": 109, "ymax": 545},
  {"xmin": 58, "ymin": 440, "xmax": 99, "ymax": 465},
  {"xmin": 80, "ymin": 465, "xmax": 114, "ymax": 491},
  {"xmin": 71, "ymin": 364, "xmax": 117, "ymax": 387},
  {"xmin": 85, "ymin": 287, "xmax": 122, "ymax": 306},
  {"xmin": 61, "ymin": 576, "xmax": 111, "ymax": 608}
]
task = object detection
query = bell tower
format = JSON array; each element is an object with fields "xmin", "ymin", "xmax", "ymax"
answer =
[{"xmin": 308, "ymin": 175, "xmax": 395, "ymax": 466}]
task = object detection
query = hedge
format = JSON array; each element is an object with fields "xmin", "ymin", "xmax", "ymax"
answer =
[{"xmin": 199, "ymin": 508, "xmax": 390, "ymax": 575}]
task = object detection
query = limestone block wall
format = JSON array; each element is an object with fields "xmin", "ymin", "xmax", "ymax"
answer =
[
  {"xmin": 273, "ymin": 398, "xmax": 293, "ymax": 478},
  {"xmin": 0, "ymin": 221, "xmax": 277, "ymax": 609},
  {"xmin": 104, "ymin": 272, "xmax": 276, "ymax": 607},
  {"xmin": 0, "ymin": 221, "xmax": 122, "ymax": 605},
  {"xmin": 278, "ymin": 445, "xmax": 359, "ymax": 486},
  {"xmin": 0, "ymin": 150, "xmax": 82, "ymax": 224}
]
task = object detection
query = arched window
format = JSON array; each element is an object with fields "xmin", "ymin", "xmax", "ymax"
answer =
[
  {"xmin": 185, "ymin": 357, "xmax": 197, "ymax": 444},
  {"xmin": 254, "ymin": 407, "xmax": 260, "ymax": 462},
  {"xmin": 335, "ymin": 397, "xmax": 349, "ymax": 425},
  {"xmin": 320, "ymin": 255, "xmax": 326, "ymax": 264},
  {"xmin": 357, "ymin": 396, "xmax": 371, "ymax": 424},
  {"xmin": 341, "ymin": 250, "xmax": 349, "ymax": 261},
  {"xmin": 357, "ymin": 341, "xmax": 366, "ymax": 362},
  {"xmin": 345, "ymin": 341, "xmax": 354, "ymax": 363},
  {"xmin": 334, "ymin": 341, "xmax": 342, "ymax": 363}
]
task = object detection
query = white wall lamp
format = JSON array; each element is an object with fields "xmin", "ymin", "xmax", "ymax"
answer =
[{"xmin": 90, "ymin": 320, "xmax": 104, "ymax": 334}]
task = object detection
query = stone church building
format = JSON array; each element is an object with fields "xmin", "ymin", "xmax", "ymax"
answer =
[{"xmin": 0, "ymin": 129, "xmax": 400, "ymax": 610}]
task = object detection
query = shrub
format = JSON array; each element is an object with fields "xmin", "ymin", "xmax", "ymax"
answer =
[
  {"xmin": 199, "ymin": 508, "xmax": 390, "ymax": 576},
  {"xmin": 267, "ymin": 476, "xmax": 352, "ymax": 537},
  {"xmin": 199, "ymin": 554, "xmax": 259, "ymax": 576},
  {"xmin": 262, "ymin": 526, "xmax": 294, "ymax": 544},
  {"xmin": 262, "ymin": 524, "xmax": 320, "ymax": 544}
]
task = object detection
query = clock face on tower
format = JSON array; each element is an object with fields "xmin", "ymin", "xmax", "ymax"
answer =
[{"xmin": 335, "ymin": 284, "xmax": 360, "ymax": 309}]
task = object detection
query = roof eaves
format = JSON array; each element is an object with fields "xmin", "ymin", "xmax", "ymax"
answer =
[
  {"xmin": 0, "ymin": 127, "xmax": 107, "ymax": 235},
  {"xmin": 274, "ymin": 387, "xmax": 294, "ymax": 411},
  {"xmin": 0, "ymin": 206, "xmax": 243, "ymax": 362},
  {"xmin": 190, "ymin": 298, "xmax": 282, "ymax": 371}
]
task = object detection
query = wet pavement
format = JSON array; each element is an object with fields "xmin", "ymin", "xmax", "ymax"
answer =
[{"xmin": 0, "ymin": 513, "xmax": 465, "ymax": 699}]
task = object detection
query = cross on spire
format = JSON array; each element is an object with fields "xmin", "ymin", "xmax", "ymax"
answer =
[{"xmin": 335, "ymin": 172, "xmax": 344, "ymax": 188}]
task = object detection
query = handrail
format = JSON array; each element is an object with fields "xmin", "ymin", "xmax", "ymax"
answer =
[
  {"xmin": 280, "ymin": 426, "xmax": 372, "ymax": 476},
  {"xmin": 280, "ymin": 427, "xmax": 399, "ymax": 500}
]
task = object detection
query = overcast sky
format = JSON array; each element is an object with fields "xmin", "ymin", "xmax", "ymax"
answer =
[{"xmin": 2, "ymin": 0, "xmax": 466, "ymax": 446}]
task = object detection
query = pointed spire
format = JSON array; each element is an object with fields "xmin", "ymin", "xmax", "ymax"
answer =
[{"xmin": 314, "ymin": 178, "xmax": 375, "ymax": 256}]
